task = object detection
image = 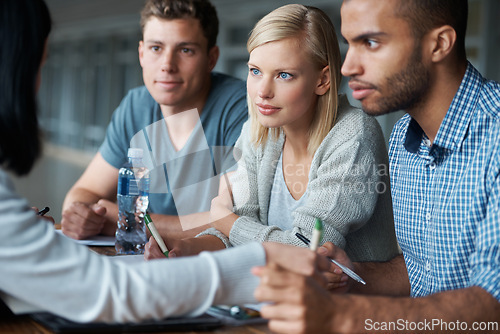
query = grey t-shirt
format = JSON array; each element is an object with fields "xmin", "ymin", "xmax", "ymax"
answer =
[{"xmin": 99, "ymin": 72, "xmax": 247, "ymax": 216}]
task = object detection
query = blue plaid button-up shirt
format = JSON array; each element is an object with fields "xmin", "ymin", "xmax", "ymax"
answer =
[{"xmin": 389, "ymin": 63, "xmax": 500, "ymax": 302}]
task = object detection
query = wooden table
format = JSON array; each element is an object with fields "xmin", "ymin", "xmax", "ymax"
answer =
[
  {"xmin": 0, "ymin": 314, "xmax": 271, "ymax": 333},
  {"xmin": 0, "ymin": 246, "xmax": 272, "ymax": 334}
]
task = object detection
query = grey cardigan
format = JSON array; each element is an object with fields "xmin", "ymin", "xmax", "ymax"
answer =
[{"xmin": 200, "ymin": 95, "xmax": 399, "ymax": 262}]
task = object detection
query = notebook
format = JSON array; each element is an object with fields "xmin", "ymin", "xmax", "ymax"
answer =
[{"xmin": 30, "ymin": 311, "xmax": 223, "ymax": 333}]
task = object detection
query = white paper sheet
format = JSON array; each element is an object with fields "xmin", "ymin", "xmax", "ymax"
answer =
[{"xmin": 56, "ymin": 230, "xmax": 115, "ymax": 246}]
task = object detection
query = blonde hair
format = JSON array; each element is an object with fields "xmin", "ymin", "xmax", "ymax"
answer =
[{"xmin": 247, "ymin": 4, "xmax": 341, "ymax": 154}]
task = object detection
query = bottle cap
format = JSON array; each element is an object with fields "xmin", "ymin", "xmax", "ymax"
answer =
[{"xmin": 127, "ymin": 148, "xmax": 143, "ymax": 159}]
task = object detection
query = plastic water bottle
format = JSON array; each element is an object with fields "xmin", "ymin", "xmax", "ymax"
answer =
[{"xmin": 115, "ymin": 148, "xmax": 149, "ymax": 254}]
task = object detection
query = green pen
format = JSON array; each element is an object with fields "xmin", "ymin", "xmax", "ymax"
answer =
[
  {"xmin": 309, "ymin": 218, "xmax": 323, "ymax": 251},
  {"xmin": 144, "ymin": 214, "xmax": 169, "ymax": 257}
]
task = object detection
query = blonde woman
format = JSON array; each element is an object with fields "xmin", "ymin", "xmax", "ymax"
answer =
[{"xmin": 146, "ymin": 4, "xmax": 399, "ymax": 275}]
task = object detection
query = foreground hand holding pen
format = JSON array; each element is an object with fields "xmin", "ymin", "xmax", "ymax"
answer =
[
  {"xmin": 37, "ymin": 206, "xmax": 50, "ymax": 216},
  {"xmin": 252, "ymin": 243, "xmax": 340, "ymax": 334},
  {"xmin": 35, "ymin": 206, "xmax": 55, "ymax": 225},
  {"xmin": 298, "ymin": 218, "xmax": 366, "ymax": 285}
]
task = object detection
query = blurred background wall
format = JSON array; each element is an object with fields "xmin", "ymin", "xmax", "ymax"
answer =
[{"xmin": 12, "ymin": 0, "xmax": 500, "ymax": 222}]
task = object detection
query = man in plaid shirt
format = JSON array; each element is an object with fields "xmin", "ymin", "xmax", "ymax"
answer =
[{"xmin": 251, "ymin": 0, "xmax": 500, "ymax": 333}]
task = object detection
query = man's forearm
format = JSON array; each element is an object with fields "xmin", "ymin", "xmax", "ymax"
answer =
[
  {"xmin": 152, "ymin": 211, "xmax": 212, "ymax": 241},
  {"xmin": 333, "ymin": 286, "xmax": 500, "ymax": 333},
  {"xmin": 62, "ymin": 187, "xmax": 103, "ymax": 211},
  {"xmin": 352, "ymin": 254, "xmax": 410, "ymax": 296}
]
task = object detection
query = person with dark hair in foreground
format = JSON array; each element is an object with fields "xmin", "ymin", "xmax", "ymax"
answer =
[
  {"xmin": 252, "ymin": 0, "xmax": 500, "ymax": 333},
  {"xmin": 0, "ymin": 0, "xmax": 332, "ymax": 324}
]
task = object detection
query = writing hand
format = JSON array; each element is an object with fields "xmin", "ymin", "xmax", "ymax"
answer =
[
  {"xmin": 144, "ymin": 236, "xmax": 167, "ymax": 260},
  {"xmin": 32, "ymin": 206, "xmax": 55, "ymax": 224}
]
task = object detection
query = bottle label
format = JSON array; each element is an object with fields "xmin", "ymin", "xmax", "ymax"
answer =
[
  {"xmin": 128, "ymin": 178, "xmax": 140, "ymax": 196},
  {"xmin": 118, "ymin": 177, "xmax": 128, "ymax": 196},
  {"xmin": 118, "ymin": 177, "xmax": 140, "ymax": 196}
]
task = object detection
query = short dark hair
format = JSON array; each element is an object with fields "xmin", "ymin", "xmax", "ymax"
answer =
[
  {"xmin": 140, "ymin": 0, "xmax": 219, "ymax": 51},
  {"xmin": 395, "ymin": 0, "xmax": 468, "ymax": 60},
  {"xmin": 0, "ymin": 0, "xmax": 52, "ymax": 176}
]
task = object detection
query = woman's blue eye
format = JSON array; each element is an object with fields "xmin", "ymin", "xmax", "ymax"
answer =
[
  {"xmin": 251, "ymin": 68, "xmax": 261, "ymax": 76},
  {"xmin": 279, "ymin": 72, "xmax": 292, "ymax": 79}
]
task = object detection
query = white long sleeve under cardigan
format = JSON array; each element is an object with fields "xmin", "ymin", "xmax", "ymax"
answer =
[
  {"xmin": 200, "ymin": 95, "xmax": 400, "ymax": 262},
  {"xmin": 0, "ymin": 168, "xmax": 264, "ymax": 323}
]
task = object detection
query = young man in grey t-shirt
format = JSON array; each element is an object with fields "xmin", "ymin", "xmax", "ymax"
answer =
[{"xmin": 61, "ymin": 0, "xmax": 247, "ymax": 241}]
